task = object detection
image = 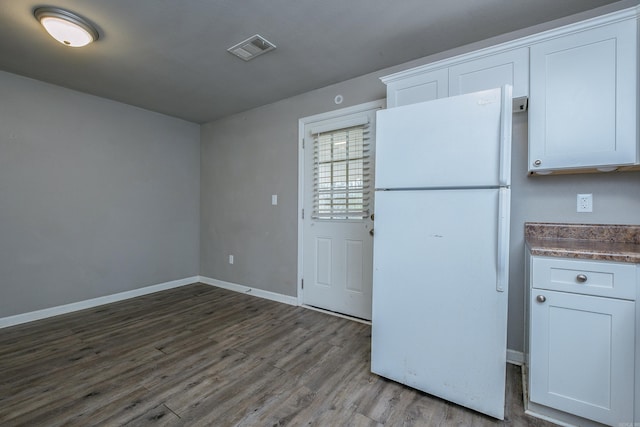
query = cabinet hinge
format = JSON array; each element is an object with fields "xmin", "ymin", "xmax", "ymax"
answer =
[
  {"xmin": 301, "ymin": 208, "xmax": 305, "ymax": 219},
  {"xmin": 302, "ymin": 138, "xmax": 305, "ymax": 149},
  {"xmin": 301, "ymin": 278, "xmax": 304, "ymax": 289}
]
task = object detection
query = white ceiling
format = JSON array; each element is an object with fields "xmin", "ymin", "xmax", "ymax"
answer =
[{"xmin": 0, "ymin": 0, "xmax": 628, "ymax": 123}]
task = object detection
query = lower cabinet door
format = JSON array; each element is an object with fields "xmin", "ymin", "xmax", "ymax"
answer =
[{"xmin": 529, "ymin": 289, "xmax": 635, "ymax": 426}]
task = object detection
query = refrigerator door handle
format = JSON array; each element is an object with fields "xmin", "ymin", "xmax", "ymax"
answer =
[
  {"xmin": 496, "ymin": 188, "xmax": 510, "ymax": 292},
  {"xmin": 499, "ymin": 84, "xmax": 513, "ymax": 187}
]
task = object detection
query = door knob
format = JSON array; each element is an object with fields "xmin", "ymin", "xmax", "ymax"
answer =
[
  {"xmin": 370, "ymin": 213, "xmax": 375, "ymax": 221},
  {"xmin": 369, "ymin": 228, "xmax": 374, "ymax": 236},
  {"xmin": 576, "ymin": 274, "xmax": 587, "ymax": 283},
  {"xmin": 536, "ymin": 295, "xmax": 546, "ymax": 303}
]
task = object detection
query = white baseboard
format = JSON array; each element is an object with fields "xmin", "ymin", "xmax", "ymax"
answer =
[
  {"xmin": 198, "ymin": 276, "xmax": 298, "ymax": 306},
  {"xmin": 506, "ymin": 349, "xmax": 524, "ymax": 366},
  {"xmin": 0, "ymin": 276, "xmax": 199, "ymax": 329},
  {"xmin": 2, "ymin": 276, "xmax": 528, "ymax": 373}
]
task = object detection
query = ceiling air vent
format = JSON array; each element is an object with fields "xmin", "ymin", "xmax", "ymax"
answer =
[{"xmin": 227, "ymin": 34, "xmax": 276, "ymax": 61}]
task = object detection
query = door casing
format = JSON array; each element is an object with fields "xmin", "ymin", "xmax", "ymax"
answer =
[{"xmin": 297, "ymin": 99, "xmax": 385, "ymax": 315}]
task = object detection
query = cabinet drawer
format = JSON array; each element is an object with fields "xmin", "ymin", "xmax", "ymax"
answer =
[{"xmin": 531, "ymin": 257, "xmax": 636, "ymax": 300}]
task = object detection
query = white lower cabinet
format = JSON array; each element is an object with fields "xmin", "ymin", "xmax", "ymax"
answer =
[
  {"xmin": 528, "ymin": 256, "xmax": 637, "ymax": 426},
  {"xmin": 529, "ymin": 289, "xmax": 635, "ymax": 426}
]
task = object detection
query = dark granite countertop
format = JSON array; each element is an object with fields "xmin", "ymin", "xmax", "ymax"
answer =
[{"xmin": 525, "ymin": 222, "xmax": 640, "ymax": 264}]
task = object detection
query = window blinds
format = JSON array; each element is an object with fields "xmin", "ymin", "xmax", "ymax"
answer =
[{"xmin": 312, "ymin": 122, "xmax": 371, "ymax": 220}]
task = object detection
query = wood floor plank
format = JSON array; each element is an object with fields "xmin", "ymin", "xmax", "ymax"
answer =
[
  {"xmin": 65, "ymin": 386, "xmax": 154, "ymax": 427},
  {"xmin": 174, "ymin": 362, "xmax": 287, "ymax": 425},
  {"xmin": 101, "ymin": 402, "xmax": 181, "ymax": 427},
  {"xmin": 239, "ymin": 384, "xmax": 318, "ymax": 426},
  {"xmin": 0, "ymin": 345, "xmax": 164, "ymax": 416},
  {"xmin": 0, "ymin": 283, "xmax": 558, "ymax": 427}
]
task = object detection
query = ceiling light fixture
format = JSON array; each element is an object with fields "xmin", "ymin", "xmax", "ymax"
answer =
[{"xmin": 34, "ymin": 7, "xmax": 99, "ymax": 47}]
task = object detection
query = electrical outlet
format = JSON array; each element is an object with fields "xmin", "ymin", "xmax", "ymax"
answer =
[
  {"xmin": 228, "ymin": 255, "xmax": 234, "ymax": 264},
  {"xmin": 577, "ymin": 194, "xmax": 593, "ymax": 213}
]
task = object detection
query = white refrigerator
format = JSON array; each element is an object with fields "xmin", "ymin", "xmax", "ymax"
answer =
[{"xmin": 371, "ymin": 86, "xmax": 513, "ymax": 420}]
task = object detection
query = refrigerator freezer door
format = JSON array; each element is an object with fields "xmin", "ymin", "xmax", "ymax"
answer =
[
  {"xmin": 371, "ymin": 188, "xmax": 510, "ymax": 419},
  {"xmin": 375, "ymin": 86, "xmax": 512, "ymax": 190}
]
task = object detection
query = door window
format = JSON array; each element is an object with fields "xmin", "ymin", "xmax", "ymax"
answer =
[{"xmin": 312, "ymin": 124, "xmax": 371, "ymax": 220}]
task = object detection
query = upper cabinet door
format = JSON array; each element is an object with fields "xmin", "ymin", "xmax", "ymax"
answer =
[
  {"xmin": 385, "ymin": 68, "xmax": 448, "ymax": 108},
  {"xmin": 449, "ymin": 48, "xmax": 529, "ymax": 98},
  {"xmin": 528, "ymin": 20, "xmax": 638, "ymax": 172}
]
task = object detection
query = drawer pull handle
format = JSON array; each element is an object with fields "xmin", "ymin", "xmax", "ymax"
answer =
[
  {"xmin": 576, "ymin": 274, "xmax": 588, "ymax": 283},
  {"xmin": 536, "ymin": 295, "xmax": 546, "ymax": 303}
]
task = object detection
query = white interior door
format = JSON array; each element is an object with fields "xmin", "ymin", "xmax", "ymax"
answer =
[{"xmin": 301, "ymin": 105, "xmax": 380, "ymax": 320}]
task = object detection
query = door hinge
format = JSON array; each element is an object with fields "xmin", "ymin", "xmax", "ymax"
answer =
[
  {"xmin": 301, "ymin": 278, "xmax": 304, "ymax": 289},
  {"xmin": 301, "ymin": 208, "xmax": 305, "ymax": 219}
]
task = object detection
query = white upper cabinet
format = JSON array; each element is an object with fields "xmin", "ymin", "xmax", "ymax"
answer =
[
  {"xmin": 383, "ymin": 47, "xmax": 528, "ymax": 109},
  {"xmin": 380, "ymin": 6, "xmax": 639, "ymax": 176},
  {"xmin": 384, "ymin": 68, "xmax": 448, "ymax": 108},
  {"xmin": 448, "ymin": 48, "xmax": 529, "ymax": 98},
  {"xmin": 528, "ymin": 18, "xmax": 638, "ymax": 173}
]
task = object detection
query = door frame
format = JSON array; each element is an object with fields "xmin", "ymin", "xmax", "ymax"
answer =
[{"xmin": 297, "ymin": 99, "xmax": 385, "ymax": 308}]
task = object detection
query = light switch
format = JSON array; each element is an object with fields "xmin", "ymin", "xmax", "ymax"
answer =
[{"xmin": 272, "ymin": 194, "xmax": 278, "ymax": 205}]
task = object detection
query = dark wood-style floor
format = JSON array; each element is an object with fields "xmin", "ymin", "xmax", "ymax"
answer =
[{"xmin": 0, "ymin": 284, "xmax": 556, "ymax": 426}]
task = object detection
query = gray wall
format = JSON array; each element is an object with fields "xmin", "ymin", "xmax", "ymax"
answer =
[
  {"xmin": 0, "ymin": 71, "xmax": 200, "ymax": 318},
  {"xmin": 200, "ymin": 3, "xmax": 640, "ymax": 353},
  {"xmin": 508, "ymin": 115, "xmax": 640, "ymax": 352},
  {"xmin": 200, "ymin": 81, "xmax": 386, "ymax": 296},
  {"xmin": 2, "ymin": 1, "xmax": 636, "ymax": 353}
]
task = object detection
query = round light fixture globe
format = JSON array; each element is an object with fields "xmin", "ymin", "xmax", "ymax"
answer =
[{"xmin": 34, "ymin": 7, "xmax": 99, "ymax": 47}]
